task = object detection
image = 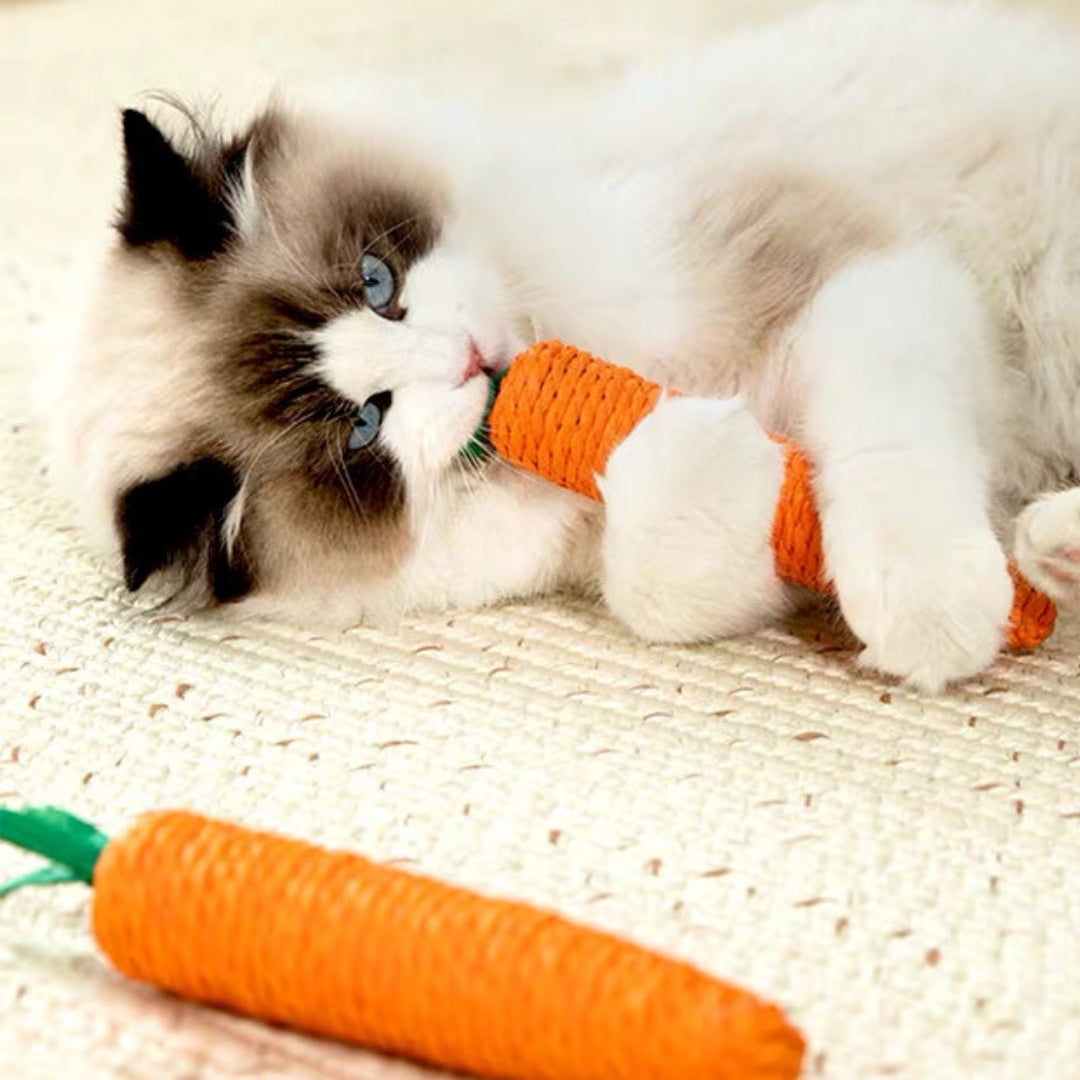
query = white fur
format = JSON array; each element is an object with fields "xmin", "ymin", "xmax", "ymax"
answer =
[
  {"xmin": 599, "ymin": 395, "xmax": 787, "ymax": 642},
  {"xmin": 1015, "ymin": 490, "xmax": 1080, "ymax": 604},
  {"xmin": 240, "ymin": 468, "xmax": 595, "ymax": 627},
  {"xmin": 792, "ymin": 242, "xmax": 1012, "ymax": 691},
  {"xmin": 46, "ymin": 247, "xmax": 222, "ymax": 552},
  {"xmin": 398, "ymin": 237, "xmax": 517, "ymax": 371},
  {"xmin": 399, "ymin": 472, "xmax": 595, "ymax": 615}
]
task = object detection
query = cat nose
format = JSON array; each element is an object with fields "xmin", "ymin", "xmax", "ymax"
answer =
[{"xmin": 462, "ymin": 338, "xmax": 486, "ymax": 383}]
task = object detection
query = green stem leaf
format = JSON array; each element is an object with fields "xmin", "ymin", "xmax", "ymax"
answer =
[{"xmin": 0, "ymin": 806, "xmax": 108, "ymax": 895}]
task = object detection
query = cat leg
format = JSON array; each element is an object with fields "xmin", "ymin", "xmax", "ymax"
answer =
[
  {"xmin": 1014, "ymin": 488, "xmax": 1080, "ymax": 604},
  {"xmin": 598, "ymin": 394, "xmax": 790, "ymax": 643},
  {"xmin": 793, "ymin": 241, "xmax": 1012, "ymax": 692}
]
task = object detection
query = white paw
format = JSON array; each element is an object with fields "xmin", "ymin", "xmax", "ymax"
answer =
[
  {"xmin": 1014, "ymin": 489, "xmax": 1080, "ymax": 605},
  {"xmin": 832, "ymin": 530, "xmax": 1012, "ymax": 693},
  {"xmin": 598, "ymin": 395, "xmax": 788, "ymax": 643}
]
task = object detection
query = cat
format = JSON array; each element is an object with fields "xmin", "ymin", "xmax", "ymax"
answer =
[{"xmin": 44, "ymin": 0, "xmax": 1080, "ymax": 692}]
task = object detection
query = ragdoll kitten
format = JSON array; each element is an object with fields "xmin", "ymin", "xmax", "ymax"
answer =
[{"xmin": 46, "ymin": 0, "xmax": 1080, "ymax": 691}]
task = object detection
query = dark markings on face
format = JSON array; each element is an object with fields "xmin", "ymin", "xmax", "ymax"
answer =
[
  {"xmin": 216, "ymin": 290, "xmax": 409, "ymax": 538},
  {"xmin": 112, "ymin": 103, "xmax": 439, "ymax": 603},
  {"xmin": 213, "ymin": 166, "xmax": 440, "ymax": 533},
  {"xmin": 117, "ymin": 106, "xmax": 252, "ymax": 261},
  {"xmin": 117, "ymin": 457, "xmax": 252, "ymax": 603}
]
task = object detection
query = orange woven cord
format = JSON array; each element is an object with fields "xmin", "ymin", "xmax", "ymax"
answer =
[
  {"xmin": 1007, "ymin": 563, "xmax": 1058, "ymax": 651},
  {"xmin": 770, "ymin": 437, "xmax": 831, "ymax": 594},
  {"xmin": 92, "ymin": 810, "xmax": 805, "ymax": 1080},
  {"xmin": 487, "ymin": 341, "xmax": 663, "ymax": 500},
  {"xmin": 770, "ymin": 437, "xmax": 1056, "ymax": 649},
  {"xmin": 490, "ymin": 344, "xmax": 1056, "ymax": 653}
]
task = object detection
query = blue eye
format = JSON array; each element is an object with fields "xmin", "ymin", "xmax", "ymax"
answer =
[
  {"xmin": 361, "ymin": 253, "xmax": 396, "ymax": 313},
  {"xmin": 347, "ymin": 391, "xmax": 391, "ymax": 451}
]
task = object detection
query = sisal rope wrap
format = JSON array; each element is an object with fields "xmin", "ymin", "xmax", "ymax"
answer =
[
  {"xmin": 488, "ymin": 341, "xmax": 663, "ymax": 501},
  {"xmin": 487, "ymin": 342, "xmax": 1057, "ymax": 652},
  {"xmin": 91, "ymin": 810, "xmax": 805, "ymax": 1080}
]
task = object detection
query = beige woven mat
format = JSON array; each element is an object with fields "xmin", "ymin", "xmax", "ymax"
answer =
[{"xmin": 3, "ymin": 1, "xmax": 1080, "ymax": 1077}]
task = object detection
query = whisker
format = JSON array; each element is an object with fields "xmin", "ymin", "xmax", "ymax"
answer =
[
  {"xmin": 261, "ymin": 209, "xmax": 325, "ymax": 291},
  {"xmin": 225, "ymin": 407, "xmax": 326, "ymax": 552},
  {"xmin": 360, "ymin": 215, "xmax": 423, "ymax": 261},
  {"xmin": 326, "ymin": 427, "xmax": 367, "ymax": 521}
]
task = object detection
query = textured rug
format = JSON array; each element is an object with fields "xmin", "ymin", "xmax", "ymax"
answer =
[{"xmin": 3, "ymin": 1, "xmax": 1080, "ymax": 1077}]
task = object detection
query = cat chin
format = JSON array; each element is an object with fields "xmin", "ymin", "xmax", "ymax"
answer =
[{"xmin": 373, "ymin": 376, "xmax": 491, "ymax": 487}]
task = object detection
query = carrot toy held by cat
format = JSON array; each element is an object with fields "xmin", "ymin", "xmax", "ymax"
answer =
[{"xmin": 466, "ymin": 340, "xmax": 1056, "ymax": 652}]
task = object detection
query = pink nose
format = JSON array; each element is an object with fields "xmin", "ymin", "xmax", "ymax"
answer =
[{"xmin": 462, "ymin": 339, "xmax": 485, "ymax": 382}]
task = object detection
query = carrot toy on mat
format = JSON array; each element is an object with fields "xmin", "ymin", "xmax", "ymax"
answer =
[
  {"xmin": 0, "ymin": 805, "xmax": 805, "ymax": 1080},
  {"xmin": 466, "ymin": 340, "xmax": 1056, "ymax": 652}
]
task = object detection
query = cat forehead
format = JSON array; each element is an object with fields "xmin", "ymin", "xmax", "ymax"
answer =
[{"xmin": 237, "ymin": 108, "xmax": 449, "ymax": 262}]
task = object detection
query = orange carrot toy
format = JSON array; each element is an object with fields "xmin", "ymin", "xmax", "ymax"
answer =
[
  {"xmin": 0, "ymin": 805, "xmax": 805, "ymax": 1080},
  {"xmin": 468, "ymin": 340, "xmax": 1056, "ymax": 652}
]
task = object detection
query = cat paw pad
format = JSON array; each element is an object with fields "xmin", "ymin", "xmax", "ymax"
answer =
[
  {"xmin": 1015, "ymin": 489, "xmax": 1080, "ymax": 604},
  {"xmin": 834, "ymin": 530, "xmax": 1011, "ymax": 693}
]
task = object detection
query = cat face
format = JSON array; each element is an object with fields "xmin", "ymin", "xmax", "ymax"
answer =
[{"xmin": 51, "ymin": 102, "xmax": 519, "ymax": 610}]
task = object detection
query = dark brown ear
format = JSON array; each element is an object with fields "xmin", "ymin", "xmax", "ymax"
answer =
[
  {"xmin": 117, "ymin": 108, "xmax": 248, "ymax": 261},
  {"xmin": 116, "ymin": 458, "xmax": 253, "ymax": 603}
]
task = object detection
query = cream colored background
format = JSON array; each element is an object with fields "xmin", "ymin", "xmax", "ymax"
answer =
[{"xmin": 3, "ymin": 1, "xmax": 1080, "ymax": 1078}]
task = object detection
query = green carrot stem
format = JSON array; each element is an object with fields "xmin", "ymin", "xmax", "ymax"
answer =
[
  {"xmin": 0, "ymin": 805, "xmax": 109, "ymax": 896},
  {"xmin": 459, "ymin": 369, "xmax": 509, "ymax": 462}
]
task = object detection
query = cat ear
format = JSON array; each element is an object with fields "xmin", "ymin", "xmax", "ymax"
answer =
[
  {"xmin": 116, "ymin": 457, "xmax": 253, "ymax": 603},
  {"xmin": 117, "ymin": 108, "xmax": 243, "ymax": 261}
]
